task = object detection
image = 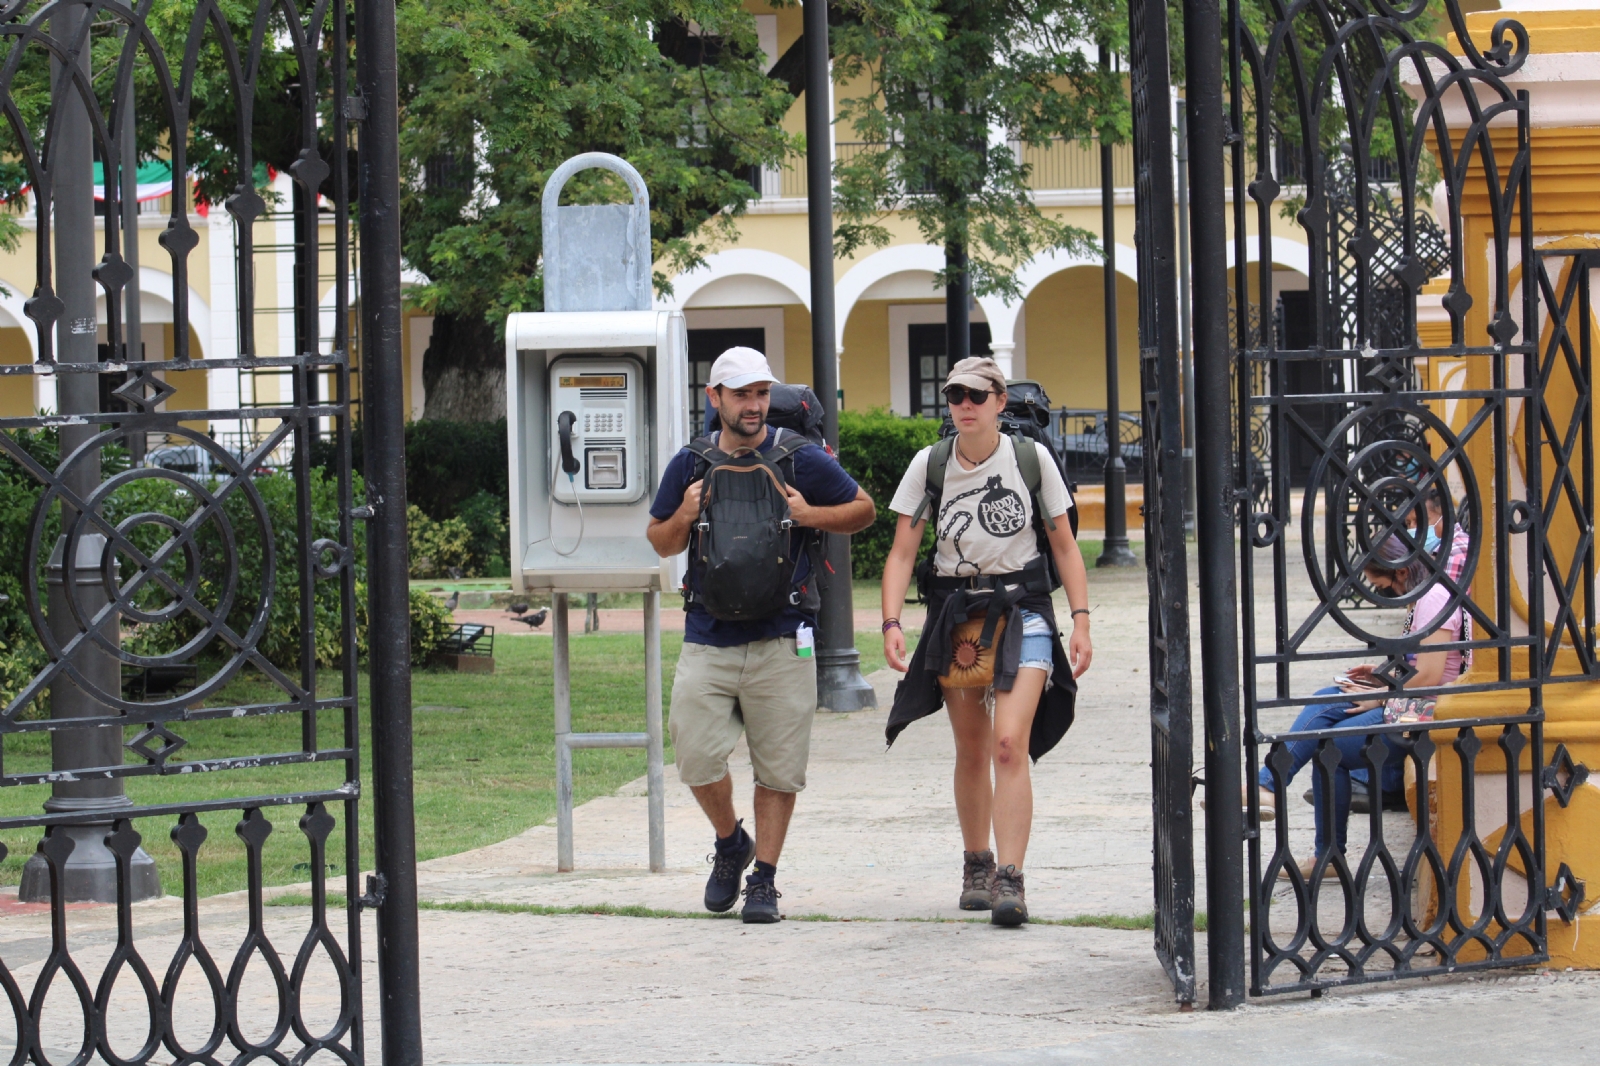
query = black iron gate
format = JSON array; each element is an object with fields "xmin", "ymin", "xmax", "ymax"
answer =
[
  {"xmin": 1208, "ymin": 0, "xmax": 1592, "ymax": 998},
  {"xmin": 0, "ymin": 0, "xmax": 419, "ymax": 1058},
  {"xmin": 1128, "ymin": 0, "xmax": 1197, "ymax": 1008}
]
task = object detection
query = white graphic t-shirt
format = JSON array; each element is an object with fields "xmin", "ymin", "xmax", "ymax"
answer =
[{"xmin": 889, "ymin": 436, "xmax": 1074, "ymax": 577}]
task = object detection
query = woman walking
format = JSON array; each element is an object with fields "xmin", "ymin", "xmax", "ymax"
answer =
[{"xmin": 879, "ymin": 357, "xmax": 1093, "ymax": 926}]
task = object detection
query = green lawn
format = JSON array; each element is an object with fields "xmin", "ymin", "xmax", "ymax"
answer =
[{"xmin": 0, "ymin": 630, "xmax": 902, "ymax": 898}]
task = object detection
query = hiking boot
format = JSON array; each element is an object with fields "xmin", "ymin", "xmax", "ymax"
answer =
[
  {"xmin": 991, "ymin": 864, "xmax": 1028, "ymax": 927},
  {"xmin": 704, "ymin": 821, "xmax": 755, "ymax": 913},
  {"xmin": 740, "ymin": 871, "xmax": 782, "ymax": 924},
  {"xmin": 960, "ymin": 850, "xmax": 996, "ymax": 911}
]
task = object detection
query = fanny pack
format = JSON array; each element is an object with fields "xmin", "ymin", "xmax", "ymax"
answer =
[{"xmin": 940, "ymin": 607, "xmax": 1007, "ymax": 689}]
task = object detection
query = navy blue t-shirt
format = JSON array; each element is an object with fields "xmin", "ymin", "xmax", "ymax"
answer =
[{"xmin": 651, "ymin": 427, "xmax": 861, "ymax": 647}]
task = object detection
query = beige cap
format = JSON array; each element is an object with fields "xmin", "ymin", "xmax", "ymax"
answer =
[
  {"xmin": 944, "ymin": 356, "xmax": 1007, "ymax": 396},
  {"xmin": 708, "ymin": 346, "xmax": 780, "ymax": 389}
]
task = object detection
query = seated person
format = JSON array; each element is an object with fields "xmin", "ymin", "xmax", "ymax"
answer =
[{"xmin": 1243, "ymin": 486, "xmax": 1472, "ymax": 878}]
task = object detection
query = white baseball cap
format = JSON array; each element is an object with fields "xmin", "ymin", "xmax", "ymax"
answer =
[{"xmin": 708, "ymin": 347, "xmax": 780, "ymax": 390}]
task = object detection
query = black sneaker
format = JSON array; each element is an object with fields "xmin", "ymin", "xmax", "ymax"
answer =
[
  {"xmin": 740, "ymin": 871, "xmax": 782, "ymax": 924},
  {"xmin": 704, "ymin": 821, "xmax": 755, "ymax": 913}
]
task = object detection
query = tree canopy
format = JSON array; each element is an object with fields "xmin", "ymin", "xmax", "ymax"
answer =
[{"xmin": 829, "ymin": 0, "xmax": 1129, "ymax": 302}]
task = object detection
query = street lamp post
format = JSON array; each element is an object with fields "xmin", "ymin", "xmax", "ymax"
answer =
[
  {"xmin": 18, "ymin": 0, "xmax": 159, "ymax": 903},
  {"xmin": 1097, "ymin": 46, "xmax": 1137, "ymax": 569},
  {"xmin": 804, "ymin": 0, "xmax": 874, "ymax": 713}
]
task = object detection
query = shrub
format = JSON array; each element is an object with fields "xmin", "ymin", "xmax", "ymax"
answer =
[
  {"xmin": 836, "ymin": 409, "xmax": 942, "ymax": 579},
  {"xmin": 409, "ymin": 587, "xmax": 455, "ymax": 662},
  {"xmin": 407, "ymin": 505, "xmax": 473, "ymax": 579}
]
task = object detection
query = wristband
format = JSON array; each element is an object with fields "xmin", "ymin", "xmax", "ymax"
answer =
[
  {"xmin": 882, "ymin": 618, "xmax": 902, "ymax": 633},
  {"xmin": 1071, "ymin": 608, "xmax": 1090, "ymax": 619}
]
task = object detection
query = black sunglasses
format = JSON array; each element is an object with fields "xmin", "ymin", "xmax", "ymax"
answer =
[{"xmin": 943, "ymin": 385, "xmax": 1000, "ymax": 406}]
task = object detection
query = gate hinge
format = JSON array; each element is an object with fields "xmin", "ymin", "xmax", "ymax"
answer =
[
  {"xmin": 358, "ymin": 871, "xmax": 388, "ymax": 910},
  {"xmin": 343, "ymin": 92, "xmax": 368, "ymax": 123},
  {"xmin": 349, "ymin": 504, "xmax": 376, "ymax": 521},
  {"xmin": 1546, "ymin": 863, "xmax": 1586, "ymax": 924}
]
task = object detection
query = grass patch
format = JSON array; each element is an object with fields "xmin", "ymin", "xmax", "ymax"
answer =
[{"xmin": 0, "ymin": 634, "xmax": 681, "ymax": 899}]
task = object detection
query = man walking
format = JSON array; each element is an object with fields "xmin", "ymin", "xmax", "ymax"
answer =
[{"xmin": 647, "ymin": 348, "xmax": 875, "ymax": 922}]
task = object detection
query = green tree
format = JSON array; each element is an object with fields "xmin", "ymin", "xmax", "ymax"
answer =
[
  {"xmin": 829, "ymin": 0, "xmax": 1128, "ymax": 338},
  {"xmin": 397, "ymin": 0, "xmax": 798, "ymax": 419}
]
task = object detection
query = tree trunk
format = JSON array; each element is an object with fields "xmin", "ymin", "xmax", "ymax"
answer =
[{"xmin": 421, "ymin": 312, "xmax": 506, "ymax": 422}]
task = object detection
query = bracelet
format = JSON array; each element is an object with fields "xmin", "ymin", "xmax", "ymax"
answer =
[
  {"xmin": 1071, "ymin": 608, "xmax": 1091, "ymax": 619},
  {"xmin": 882, "ymin": 618, "xmax": 902, "ymax": 633}
]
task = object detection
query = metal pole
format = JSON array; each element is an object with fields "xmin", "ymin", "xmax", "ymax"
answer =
[
  {"xmin": 1098, "ymin": 45, "xmax": 1136, "ymax": 569},
  {"xmin": 1183, "ymin": 0, "xmax": 1246, "ymax": 1010},
  {"xmin": 1177, "ymin": 107, "xmax": 1196, "ymax": 535},
  {"xmin": 354, "ymin": 0, "xmax": 425, "ymax": 1048},
  {"xmin": 946, "ymin": 241, "xmax": 970, "ymax": 365},
  {"xmin": 19, "ymin": 0, "xmax": 159, "ymax": 905},
  {"xmin": 119, "ymin": 27, "xmax": 143, "ymax": 464},
  {"xmin": 804, "ymin": 0, "xmax": 874, "ymax": 713},
  {"xmin": 644, "ymin": 589, "xmax": 665, "ymax": 873},
  {"xmin": 553, "ymin": 592, "xmax": 574, "ymax": 872}
]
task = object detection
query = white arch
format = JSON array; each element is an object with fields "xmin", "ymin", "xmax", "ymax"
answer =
[
  {"xmin": 835, "ymin": 244, "xmax": 946, "ymax": 349},
  {"xmin": 1226, "ymin": 235, "xmax": 1311, "ymax": 278},
  {"xmin": 983, "ymin": 244, "xmax": 1141, "ymax": 350},
  {"xmin": 657, "ymin": 249, "xmax": 811, "ymax": 312},
  {"xmin": 0, "ymin": 277, "xmax": 35, "ymax": 358}
]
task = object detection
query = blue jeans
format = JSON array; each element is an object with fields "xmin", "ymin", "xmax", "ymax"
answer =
[
  {"xmin": 1256, "ymin": 687, "xmax": 1355, "ymax": 792},
  {"xmin": 1309, "ymin": 709, "xmax": 1405, "ymax": 854},
  {"xmin": 1257, "ymin": 686, "xmax": 1406, "ymax": 854}
]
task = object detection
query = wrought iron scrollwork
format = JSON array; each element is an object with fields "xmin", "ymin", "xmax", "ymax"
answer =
[
  {"xmin": 1225, "ymin": 0, "xmax": 1580, "ymax": 996},
  {"xmin": 0, "ymin": 0, "xmax": 365, "ymax": 1055}
]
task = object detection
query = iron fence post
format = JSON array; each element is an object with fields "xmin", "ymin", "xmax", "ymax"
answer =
[
  {"xmin": 1099, "ymin": 44, "xmax": 1136, "ymax": 569},
  {"xmin": 1182, "ymin": 0, "xmax": 1246, "ymax": 1010},
  {"xmin": 354, "ymin": 0, "xmax": 424, "ymax": 1052},
  {"xmin": 1176, "ymin": 108, "xmax": 1196, "ymax": 535},
  {"xmin": 805, "ymin": 0, "xmax": 874, "ymax": 713}
]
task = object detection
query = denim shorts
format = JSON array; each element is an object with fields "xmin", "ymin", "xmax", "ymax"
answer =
[{"xmin": 1017, "ymin": 610, "xmax": 1053, "ymax": 672}]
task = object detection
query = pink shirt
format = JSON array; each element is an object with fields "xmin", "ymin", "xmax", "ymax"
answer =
[{"xmin": 1406, "ymin": 528, "xmax": 1472, "ymax": 684}]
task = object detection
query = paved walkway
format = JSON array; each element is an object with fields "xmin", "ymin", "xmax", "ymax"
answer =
[{"xmin": 4, "ymin": 554, "xmax": 1591, "ymax": 1066}]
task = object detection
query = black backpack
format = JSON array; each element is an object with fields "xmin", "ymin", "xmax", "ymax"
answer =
[
  {"xmin": 683, "ymin": 428, "xmax": 822, "ymax": 622},
  {"xmin": 912, "ymin": 380, "xmax": 1077, "ymax": 600}
]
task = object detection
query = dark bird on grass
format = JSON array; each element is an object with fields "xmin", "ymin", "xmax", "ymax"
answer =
[
  {"xmin": 444, "ymin": 590, "xmax": 460, "ymax": 611},
  {"xmin": 508, "ymin": 602, "xmax": 529, "ymax": 616},
  {"xmin": 516, "ymin": 607, "xmax": 549, "ymax": 629}
]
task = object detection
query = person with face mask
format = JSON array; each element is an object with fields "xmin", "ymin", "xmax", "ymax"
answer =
[{"xmin": 1239, "ymin": 484, "xmax": 1472, "ymax": 879}]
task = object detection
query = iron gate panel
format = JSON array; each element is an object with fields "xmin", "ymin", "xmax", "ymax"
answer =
[
  {"xmin": 0, "ymin": 0, "xmax": 402, "ymax": 1056},
  {"xmin": 1128, "ymin": 0, "xmax": 1196, "ymax": 1005},
  {"xmin": 1224, "ymin": 0, "xmax": 1592, "ymax": 995}
]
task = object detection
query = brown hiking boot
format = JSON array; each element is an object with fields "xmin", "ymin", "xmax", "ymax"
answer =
[
  {"xmin": 991, "ymin": 864, "xmax": 1028, "ymax": 926},
  {"xmin": 960, "ymin": 850, "xmax": 996, "ymax": 911}
]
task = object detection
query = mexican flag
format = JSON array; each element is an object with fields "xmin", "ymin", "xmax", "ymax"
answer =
[{"xmin": 92, "ymin": 160, "xmax": 173, "ymax": 202}]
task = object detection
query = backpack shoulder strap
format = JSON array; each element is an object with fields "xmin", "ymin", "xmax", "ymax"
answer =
[
  {"xmin": 1011, "ymin": 433, "xmax": 1055, "ymax": 532},
  {"xmin": 910, "ymin": 437, "xmax": 955, "ymax": 526}
]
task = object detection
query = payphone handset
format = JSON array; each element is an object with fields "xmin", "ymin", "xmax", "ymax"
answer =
[{"xmin": 548, "ymin": 355, "xmax": 647, "ymax": 506}]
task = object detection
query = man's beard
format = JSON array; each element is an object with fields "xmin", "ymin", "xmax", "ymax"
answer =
[{"xmin": 719, "ymin": 410, "xmax": 766, "ymax": 444}]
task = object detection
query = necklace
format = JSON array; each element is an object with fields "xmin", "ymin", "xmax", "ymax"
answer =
[{"xmin": 956, "ymin": 435, "xmax": 1002, "ymax": 468}]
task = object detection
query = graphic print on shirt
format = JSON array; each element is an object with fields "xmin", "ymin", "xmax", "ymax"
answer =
[
  {"xmin": 938, "ymin": 476, "xmax": 1026, "ymax": 576},
  {"xmin": 976, "ymin": 476, "xmax": 1027, "ymax": 536}
]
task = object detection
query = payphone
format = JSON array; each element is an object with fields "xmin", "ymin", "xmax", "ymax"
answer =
[{"xmin": 505, "ymin": 152, "xmax": 686, "ymax": 876}]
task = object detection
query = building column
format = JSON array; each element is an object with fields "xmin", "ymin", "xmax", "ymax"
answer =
[
  {"xmin": 207, "ymin": 206, "xmax": 242, "ymax": 441},
  {"xmin": 989, "ymin": 341, "xmax": 1015, "ymax": 378}
]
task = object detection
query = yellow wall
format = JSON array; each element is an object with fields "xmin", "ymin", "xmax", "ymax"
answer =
[
  {"xmin": 840, "ymin": 299, "xmax": 893, "ymax": 409},
  {"xmin": 1023, "ymin": 268, "xmax": 1140, "ymax": 411},
  {"xmin": 783, "ymin": 304, "xmax": 813, "ymax": 388},
  {"xmin": 0, "ymin": 328, "xmax": 32, "ymax": 416}
]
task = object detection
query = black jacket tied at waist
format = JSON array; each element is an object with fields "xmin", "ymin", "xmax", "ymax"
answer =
[{"xmin": 886, "ymin": 559, "xmax": 1077, "ymax": 761}]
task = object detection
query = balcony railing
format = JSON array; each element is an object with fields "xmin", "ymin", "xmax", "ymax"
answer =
[{"xmin": 754, "ymin": 138, "xmax": 1137, "ymax": 202}]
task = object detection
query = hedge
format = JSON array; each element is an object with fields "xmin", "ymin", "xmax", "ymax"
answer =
[{"xmin": 836, "ymin": 409, "xmax": 942, "ymax": 580}]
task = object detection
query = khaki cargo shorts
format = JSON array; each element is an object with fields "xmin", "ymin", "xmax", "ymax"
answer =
[{"xmin": 669, "ymin": 636, "xmax": 817, "ymax": 793}]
